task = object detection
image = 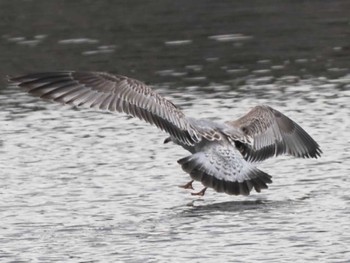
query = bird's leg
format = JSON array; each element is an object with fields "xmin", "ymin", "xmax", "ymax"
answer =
[
  {"xmin": 191, "ymin": 187, "xmax": 207, "ymax": 196},
  {"xmin": 179, "ymin": 180, "xmax": 194, "ymax": 190}
]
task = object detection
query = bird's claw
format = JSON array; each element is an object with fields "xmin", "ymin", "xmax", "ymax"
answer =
[
  {"xmin": 179, "ymin": 180, "xmax": 194, "ymax": 190},
  {"xmin": 191, "ymin": 187, "xmax": 207, "ymax": 196}
]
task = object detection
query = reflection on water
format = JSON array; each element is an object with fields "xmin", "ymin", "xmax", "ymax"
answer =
[{"xmin": 0, "ymin": 0, "xmax": 349, "ymax": 262}]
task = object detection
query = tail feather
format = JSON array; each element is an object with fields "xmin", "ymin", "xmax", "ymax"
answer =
[{"xmin": 178, "ymin": 153, "xmax": 272, "ymax": 196}]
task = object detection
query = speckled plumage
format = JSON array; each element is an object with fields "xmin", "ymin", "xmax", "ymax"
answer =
[{"xmin": 9, "ymin": 71, "xmax": 322, "ymax": 196}]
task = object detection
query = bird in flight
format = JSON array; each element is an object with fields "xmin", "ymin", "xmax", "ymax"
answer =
[{"xmin": 9, "ymin": 71, "xmax": 322, "ymax": 196}]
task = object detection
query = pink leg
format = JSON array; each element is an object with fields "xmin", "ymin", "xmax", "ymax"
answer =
[
  {"xmin": 179, "ymin": 180, "xmax": 194, "ymax": 190},
  {"xmin": 191, "ymin": 187, "xmax": 207, "ymax": 196}
]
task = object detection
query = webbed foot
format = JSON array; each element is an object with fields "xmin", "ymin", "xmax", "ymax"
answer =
[
  {"xmin": 179, "ymin": 180, "xmax": 194, "ymax": 190},
  {"xmin": 191, "ymin": 187, "xmax": 207, "ymax": 196}
]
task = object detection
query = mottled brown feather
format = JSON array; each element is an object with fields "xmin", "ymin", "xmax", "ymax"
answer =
[
  {"xmin": 9, "ymin": 71, "xmax": 200, "ymax": 146},
  {"xmin": 226, "ymin": 105, "xmax": 322, "ymax": 162}
]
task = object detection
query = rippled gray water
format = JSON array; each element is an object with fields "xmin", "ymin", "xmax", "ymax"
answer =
[{"xmin": 1, "ymin": 1, "xmax": 350, "ymax": 262}]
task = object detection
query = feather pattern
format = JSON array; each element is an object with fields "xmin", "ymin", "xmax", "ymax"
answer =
[
  {"xmin": 178, "ymin": 143, "xmax": 272, "ymax": 195},
  {"xmin": 9, "ymin": 71, "xmax": 200, "ymax": 146},
  {"xmin": 225, "ymin": 105, "xmax": 322, "ymax": 162},
  {"xmin": 9, "ymin": 71, "xmax": 322, "ymax": 196}
]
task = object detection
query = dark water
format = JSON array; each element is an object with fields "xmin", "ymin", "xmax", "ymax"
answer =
[{"xmin": 1, "ymin": 1, "xmax": 350, "ymax": 262}]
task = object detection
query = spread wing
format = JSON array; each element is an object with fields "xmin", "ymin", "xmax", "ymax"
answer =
[
  {"xmin": 178, "ymin": 143, "xmax": 272, "ymax": 195},
  {"xmin": 226, "ymin": 105, "xmax": 322, "ymax": 162},
  {"xmin": 9, "ymin": 71, "xmax": 199, "ymax": 145}
]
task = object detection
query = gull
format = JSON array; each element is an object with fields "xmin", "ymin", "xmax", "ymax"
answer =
[{"xmin": 9, "ymin": 71, "xmax": 322, "ymax": 196}]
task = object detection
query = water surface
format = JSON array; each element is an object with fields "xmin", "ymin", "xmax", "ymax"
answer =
[{"xmin": 0, "ymin": 1, "xmax": 349, "ymax": 262}]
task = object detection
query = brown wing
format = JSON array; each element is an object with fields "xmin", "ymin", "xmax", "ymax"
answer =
[
  {"xmin": 226, "ymin": 105, "xmax": 322, "ymax": 162},
  {"xmin": 9, "ymin": 71, "xmax": 199, "ymax": 145}
]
